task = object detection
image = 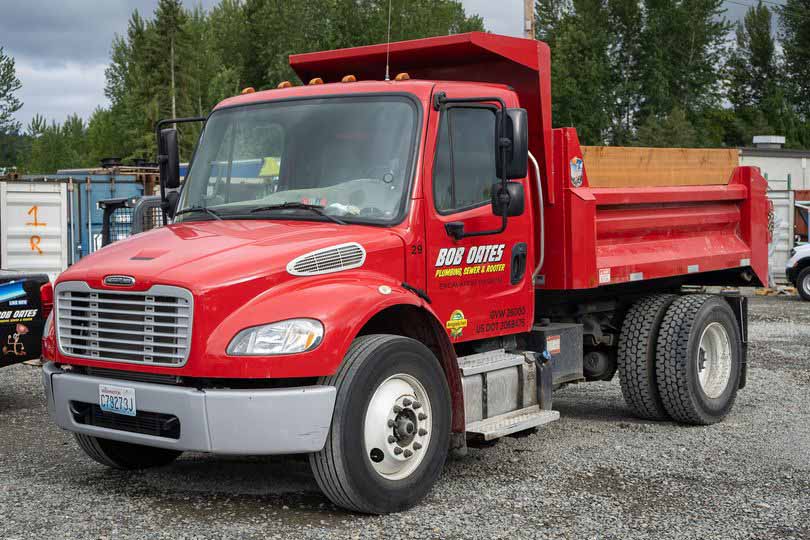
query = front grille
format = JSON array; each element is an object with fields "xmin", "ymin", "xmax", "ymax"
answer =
[
  {"xmin": 55, "ymin": 282, "xmax": 193, "ymax": 367},
  {"xmin": 70, "ymin": 401, "xmax": 181, "ymax": 439},
  {"xmin": 287, "ymin": 242, "xmax": 366, "ymax": 276}
]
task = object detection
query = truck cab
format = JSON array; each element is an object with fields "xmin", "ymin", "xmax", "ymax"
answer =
[{"xmin": 41, "ymin": 33, "xmax": 768, "ymax": 514}]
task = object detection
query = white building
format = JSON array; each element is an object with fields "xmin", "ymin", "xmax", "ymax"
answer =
[{"xmin": 740, "ymin": 136, "xmax": 810, "ymax": 285}]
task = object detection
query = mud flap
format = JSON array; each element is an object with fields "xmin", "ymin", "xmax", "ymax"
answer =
[{"xmin": 722, "ymin": 294, "xmax": 748, "ymax": 389}]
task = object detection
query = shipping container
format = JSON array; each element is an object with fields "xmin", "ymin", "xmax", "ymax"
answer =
[
  {"xmin": 21, "ymin": 174, "xmax": 146, "ymax": 260},
  {"xmin": 64, "ymin": 175, "xmax": 144, "ymax": 258},
  {"xmin": 0, "ymin": 181, "xmax": 69, "ymax": 280}
]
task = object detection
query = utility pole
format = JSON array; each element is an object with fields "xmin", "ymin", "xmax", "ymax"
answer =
[
  {"xmin": 170, "ymin": 35, "xmax": 177, "ymax": 128},
  {"xmin": 523, "ymin": 0, "xmax": 535, "ymax": 39}
]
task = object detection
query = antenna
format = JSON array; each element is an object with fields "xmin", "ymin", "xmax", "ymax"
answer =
[{"xmin": 384, "ymin": 0, "xmax": 392, "ymax": 81}]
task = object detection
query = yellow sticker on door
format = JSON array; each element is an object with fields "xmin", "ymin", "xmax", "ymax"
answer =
[{"xmin": 446, "ymin": 310, "xmax": 468, "ymax": 338}]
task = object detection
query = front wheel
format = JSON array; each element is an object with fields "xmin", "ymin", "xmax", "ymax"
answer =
[
  {"xmin": 309, "ymin": 335, "xmax": 451, "ymax": 514},
  {"xmin": 797, "ymin": 267, "xmax": 810, "ymax": 301}
]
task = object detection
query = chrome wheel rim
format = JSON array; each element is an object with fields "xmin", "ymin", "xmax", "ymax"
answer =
[
  {"xmin": 364, "ymin": 373, "xmax": 431, "ymax": 481},
  {"xmin": 802, "ymin": 273, "xmax": 810, "ymax": 297},
  {"xmin": 697, "ymin": 322, "xmax": 733, "ymax": 399}
]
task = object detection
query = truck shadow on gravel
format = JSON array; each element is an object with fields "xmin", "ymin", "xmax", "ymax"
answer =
[{"xmin": 72, "ymin": 455, "xmax": 355, "ymax": 527}]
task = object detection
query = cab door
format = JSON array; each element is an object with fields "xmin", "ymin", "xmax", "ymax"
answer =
[{"xmin": 423, "ymin": 87, "xmax": 534, "ymax": 344}]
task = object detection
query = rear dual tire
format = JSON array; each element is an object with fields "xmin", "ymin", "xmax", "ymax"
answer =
[
  {"xmin": 618, "ymin": 294, "xmax": 741, "ymax": 425},
  {"xmin": 655, "ymin": 295, "xmax": 742, "ymax": 425},
  {"xmin": 617, "ymin": 294, "xmax": 678, "ymax": 420}
]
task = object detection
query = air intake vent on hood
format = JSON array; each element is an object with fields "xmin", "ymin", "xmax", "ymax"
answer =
[{"xmin": 287, "ymin": 242, "xmax": 366, "ymax": 276}]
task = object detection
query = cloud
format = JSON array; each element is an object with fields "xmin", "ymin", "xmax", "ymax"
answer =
[
  {"xmin": 14, "ymin": 60, "xmax": 107, "ymax": 128},
  {"xmin": 462, "ymin": 0, "xmax": 523, "ymax": 37}
]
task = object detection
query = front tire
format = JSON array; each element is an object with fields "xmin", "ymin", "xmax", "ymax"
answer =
[
  {"xmin": 797, "ymin": 267, "xmax": 810, "ymax": 301},
  {"xmin": 309, "ymin": 335, "xmax": 451, "ymax": 514},
  {"xmin": 74, "ymin": 434, "xmax": 182, "ymax": 469},
  {"xmin": 655, "ymin": 295, "xmax": 742, "ymax": 425}
]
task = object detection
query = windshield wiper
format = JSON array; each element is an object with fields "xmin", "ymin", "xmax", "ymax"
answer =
[
  {"xmin": 174, "ymin": 206, "xmax": 223, "ymax": 221},
  {"xmin": 249, "ymin": 202, "xmax": 346, "ymax": 225}
]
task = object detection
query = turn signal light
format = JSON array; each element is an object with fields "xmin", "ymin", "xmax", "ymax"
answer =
[
  {"xmin": 277, "ymin": 81, "xmax": 293, "ymax": 89},
  {"xmin": 309, "ymin": 77, "xmax": 324, "ymax": 85},
  {"xmin": 341, "ymin": 74, "xmax": 357, "ymax": 83},
  {"xmin": 394, "ymin": 72, "xmax": 410, "ymax": 81},
  {"xmin": 241, "ymin": 87, "xmax": 256, "ymax": 94}
]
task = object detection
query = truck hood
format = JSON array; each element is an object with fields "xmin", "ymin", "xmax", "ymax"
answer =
[{"xmin": 57, "ymin": 219, "xmax": 406, "ymax": 294}]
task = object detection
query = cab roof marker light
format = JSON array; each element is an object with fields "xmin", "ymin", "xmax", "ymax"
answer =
[
  {"xmin": 277, "ymin": 81, "xmax": 294, "ymax": 89},
  {"xmin": 341, "ymin": 74, "xmax": 357, "ymax": 83},
  {"xmin": 309, "ymin": 77, "xmax": 324, "ymax": 85},
  {"xmin": 241, "ymin": 87, "xmax": 256, "ymax": 94},
  {"xmin": 394, "ymin": 72, "xmax": 410, "ymax": 81}
]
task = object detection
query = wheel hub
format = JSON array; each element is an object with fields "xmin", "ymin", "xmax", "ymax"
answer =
[
  {"xmin": 364, "ymin": 374, "xmax": 432, "ymax": 480},
  {"xmin": 394, "ymin": 410, "xmax": 417, "ymax": 445},
  {"xmin": 697, "ymin": 322, "xmax": 733, "ymax": 399}
]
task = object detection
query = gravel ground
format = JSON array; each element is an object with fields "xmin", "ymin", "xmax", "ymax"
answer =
[{"xmin": 1, "ymin": 295, "xmax": 808, "ymax": 539}]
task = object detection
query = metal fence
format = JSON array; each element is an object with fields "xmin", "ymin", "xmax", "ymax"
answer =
[{"xmin": 98, "ymin": 196, "xmax": 164, "ymax": 248}]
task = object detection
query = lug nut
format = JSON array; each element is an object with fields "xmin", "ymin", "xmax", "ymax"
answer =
[
  {"xmin": 402, "ymin": 398, "xmax": 412, "ymax": 407},
  {"xmin": 387, "ymin": 419, "xmax": 395, "ymax": 427},
  {"xmin": 418, "ymin": 413, "xmax": 427, "ymax": 421},
  {"xmin": 393, "ymin": 405, "xmax": 402, "ymax": 414},
  {"xmin": 403, "ymin": 449, "xmax": 413, "ymax": 458},
  {"xmin": 413, "ymin": 442, "xmax": 422, "ymax": 450},
  {"xmin": 418, "ymin": 428, "xmax": 427, "ymax": 436},
  {"xmin": 393, "ymin": 446, "xmax": 403, "ymax": 455},
  {"xmin": 412, "ymin": 401, "xmax": 422, "ymax": 409},
  {"xmin": 388, "ymin": 435, "xmax": 396, "ymax": 444}
]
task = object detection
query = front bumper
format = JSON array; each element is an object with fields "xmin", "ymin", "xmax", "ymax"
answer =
[{"xmin": 42, "ymin": 362, "xmax": 336, "ymax": 455}]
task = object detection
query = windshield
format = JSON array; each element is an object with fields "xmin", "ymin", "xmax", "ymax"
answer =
[{"xmin": 176, "ymin": 96, "xmax": 419, "ymax": 225}]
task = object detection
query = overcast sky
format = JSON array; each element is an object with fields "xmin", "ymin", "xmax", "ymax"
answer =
[{"xmin": 0, "ymin": 0, "xmax": 773, "ymax": 128}]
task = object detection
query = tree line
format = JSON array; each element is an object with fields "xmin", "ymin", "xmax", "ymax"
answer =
[
  {"xmin": 538, "ymin": 0, "xmax": 810, "ymax": 148},
  {"xmin": 0, "ymin": 0, "xmax": 808, "ymax": 174},
  {"xmin": 0, "ymin": 0, "xmax": 483, "ymax": 172}
]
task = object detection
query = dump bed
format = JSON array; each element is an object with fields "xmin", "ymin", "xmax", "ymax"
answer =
[
  {"xmin": 291, "ymin": 32, "xmax": 770, "ymax": 290},
  {"xmin": 544, "ymin": 130, "xmax": 769, "ymax": 290}
]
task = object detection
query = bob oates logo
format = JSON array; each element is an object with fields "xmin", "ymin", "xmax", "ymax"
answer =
[
  {"xmin": 445, "ymin": 309, "xmax": 467, "ymax": 338},
  {"xmin": 434, "ymin": 244, "xmax": 506, "ymax": 278}
]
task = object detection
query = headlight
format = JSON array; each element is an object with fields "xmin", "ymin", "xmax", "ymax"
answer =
[{"xmin": 227, "ymin": 319, "xmax": 323, "ymax": 356}]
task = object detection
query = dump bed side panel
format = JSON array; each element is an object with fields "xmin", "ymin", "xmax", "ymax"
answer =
[{"xmin": 538, "ymin": 128, "xmax": 769, "ymax": 290}]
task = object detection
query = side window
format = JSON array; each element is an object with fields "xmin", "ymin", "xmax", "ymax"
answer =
[{"xmin": 433, "ymin": 107, "xmax": 497, "ymax": 214}]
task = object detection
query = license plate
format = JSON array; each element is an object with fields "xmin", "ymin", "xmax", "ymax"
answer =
[{"xmin": 99, "ymin": 384, "xmax": 137, "ymax": 417}]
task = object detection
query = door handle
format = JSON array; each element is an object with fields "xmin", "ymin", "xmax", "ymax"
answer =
[{"xmin": 510, "ymin": 242, "xmax": 528, "ymax": 285}]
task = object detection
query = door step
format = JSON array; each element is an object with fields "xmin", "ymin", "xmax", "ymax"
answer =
[{"xmin": 465, "ymin": 405, "xmax": 560, "ymax": 441}]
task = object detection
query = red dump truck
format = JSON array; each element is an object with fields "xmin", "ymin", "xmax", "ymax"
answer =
[{"xmin": 40, "ymin": 33, "xmax": 768, "ymax": 513}]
